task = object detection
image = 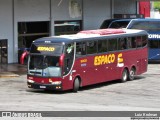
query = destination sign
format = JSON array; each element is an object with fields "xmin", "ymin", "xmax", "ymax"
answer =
[{"xmin": 37, "ymin": 47, "xmax": 55, "ymax": 51}]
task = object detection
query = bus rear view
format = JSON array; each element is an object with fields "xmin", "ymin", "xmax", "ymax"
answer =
[{"xmin": 127, "ymin": 19, "xmax": 160, "ymax": 61}]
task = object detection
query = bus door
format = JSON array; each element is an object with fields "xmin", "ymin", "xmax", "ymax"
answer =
[{"xmin": 63, "ymin": 43, "xmax": 75, "ymax": 79}]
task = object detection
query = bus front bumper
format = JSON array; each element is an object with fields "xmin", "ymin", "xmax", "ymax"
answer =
[{"xmin": 27, "ymin": 82, "xmax": 62, "ymax": 90}]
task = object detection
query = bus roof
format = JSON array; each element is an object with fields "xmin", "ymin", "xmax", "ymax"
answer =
[
  {"xmin": 129, "ymin": 18, "xmax": 160, "ymax": 22},
  {"xmin": 33, "ymin": 29, "xmax": 147, "ymax": 44},
  {"xmin": 78, "ymin": 29, "xmax": 125, "ymax": 35}
]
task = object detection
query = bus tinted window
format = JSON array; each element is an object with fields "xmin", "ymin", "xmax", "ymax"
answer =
[
  {"xmin": 129, "ymin": 21, "xmax": 160, "ymax": 32},
  {"xmin": 109, "ymin": 21, "xmax": 130, "ymax": 28},
  {"xmin": 118, "ymin": 38, "xmax": 127, "ymax": 50},
  {"xmin": 149, "ymin": 40, "xmax": 159, "ymax": 48},
  {"xmin": 108, "ymin": 39, "xmax": 117, "ymax": 51},
  {"xmin": 76, "ymin": 42, "xmax": 86, "ymax": 56},
  {"xmin": 87, "ymin": 41, "xmax": 97, "ymax": 54},
  {"xmin": 142, "ymin": 36, "xmax": 147, "ymax": 47},
  {"xmin": 136, "ymin": 36, "xmax": 142, "ymax": 48},
  {"xmin": 98, "ymin": 40, "xmax": 108, "ymax": 53},
  {"xmin": 128, "ymin": 37, "xmax": 136, "ymax": 48}
]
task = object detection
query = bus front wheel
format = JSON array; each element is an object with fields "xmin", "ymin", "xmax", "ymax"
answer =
[
  {"xmin": 73, "ymin": 78, "xmax": 80, "ymax": 92},
  {"xmin": 121, "ymin": 69, "xmax": 128, "ymax": 83}
]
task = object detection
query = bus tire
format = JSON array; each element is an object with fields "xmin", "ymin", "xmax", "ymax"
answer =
[
  {"xmin": 73, "ymin": 78, "xmax": 80, "ymax": 92},
  {"xmin": 128, "ymin": 67, "xmax": 136, "ymax": 81},
  {"xmin": 121, "ymin": 69, "xmax": 128, "ymax": 83}
]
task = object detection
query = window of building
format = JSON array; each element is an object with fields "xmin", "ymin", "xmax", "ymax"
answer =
[
  {"xmin": 54, "ymin": 20, "xmax": 82, "ymax": 35},
  {"xmin": 18, "ymin": 21, "xmax": 50, "ymax": 63},
  {"xmin": 0, "ymin": 39, "xmax": 7, "ymax": 64}
]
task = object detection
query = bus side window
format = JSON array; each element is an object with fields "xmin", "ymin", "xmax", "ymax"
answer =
[
  {"xmin": 108, "ymin": 39, "xmax": 117, "ymax": 51},
  {"xmin": 76, "ymin": 42, "xmax": 86, "ymax": 56},
  {"xmin": 76, "ymin": 42, "xmax": 82, "ymax": 55},
  {"xmin": 129, "ymin": 37, "xmax": 136, "ymax": 48},
  {"xmin": 136, "ymin": 36, "xmax": 142, "ymax": 48},
  {"xmin": 128, "ymin": 37, "xmax": 136, "ymax": 49},
  {"xmin": 142, "ymin": 35, "xmax": 147, "ymax": 47},
  {"xmin": 87, "ymin": 41, "xmax": 97, "ymax": 54},
  {"xmin": 118, "ymin": 38, "xmax": 127, "ymax": 50},
  {"xmin": 81, "ymin": 42, "xmax": 86, "ymax": 55},
  {"xmin": 98, "ymin": 40, "xmax": 108, "ymax": 53}
]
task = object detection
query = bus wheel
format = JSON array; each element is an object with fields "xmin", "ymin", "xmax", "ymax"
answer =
[
  {"xmin": 128, "ymin": 67, "xmax": 136, "ymax": 81},
  {"xmin": 121, "ymin": 69, "xmax": 128, "ymax": 83},
  {"xmin": 73, "ymin": 78, "xmax": 80, "ymax": 92}
]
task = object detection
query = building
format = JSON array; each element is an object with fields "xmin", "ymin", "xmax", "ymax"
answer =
[{"xmin": 0, "ymin": 0, "xmax": 140, "ymax": 64}]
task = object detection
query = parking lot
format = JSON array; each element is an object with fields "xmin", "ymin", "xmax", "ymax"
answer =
[{"xmin": 0, "ymin": 64, "xmax": 160, "ymax": 119}]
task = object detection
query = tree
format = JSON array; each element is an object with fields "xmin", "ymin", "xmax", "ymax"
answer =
[{"xmin": 154, "ymin": 2, "xmax": 160, "ymax": 11}]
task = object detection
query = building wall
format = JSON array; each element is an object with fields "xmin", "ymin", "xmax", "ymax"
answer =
[
  {"xmin": 14, "ymin": 0, "xmax": 50, "ymax": 21},
  {"xmin": 0, "ymin": 0, "xmax": 138, "ymax": 63},
  {"xmin": 83, "ymin": 0, "xmax": 111, "ymax": 30},
  {"xmin": 0, "ymin": 0, "xmax": 13, "ymax": 63},
  {"xmin": 52, "ymin": 0, "xmax": 82, "ymax": 21},
  {"xmin": 51, "ymin": 0, "xmax": 82, "ymax": 35}
]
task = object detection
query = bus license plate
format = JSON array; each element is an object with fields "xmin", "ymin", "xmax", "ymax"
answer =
[{"xmin": 40, "ymin": 86, "xmax": 46, "ymax": 89}]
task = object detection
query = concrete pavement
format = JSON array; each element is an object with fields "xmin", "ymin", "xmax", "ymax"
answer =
[{"xmin": 0, "ymin": 64, "xmax": 27, "ymax": 77}]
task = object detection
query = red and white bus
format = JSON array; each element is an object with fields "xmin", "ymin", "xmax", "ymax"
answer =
[{"xmin": 27, "ymin": 29, "xmax": 148, "ymax": 92}]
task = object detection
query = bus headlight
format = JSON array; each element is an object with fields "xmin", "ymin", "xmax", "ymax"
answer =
[
  {"xmin": 27, "ymin": 79, "xmax": 35, "ymax": 83},
  {"xmin": 51, "ymin": 81, "xmax": 62, "ymax": 85}
]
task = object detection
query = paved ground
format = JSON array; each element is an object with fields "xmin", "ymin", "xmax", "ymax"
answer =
[
  {"xmin": 0, "ymin": 64, "xmax": 159, "ymax": 120},
  {"xmin": 0, "ymin": 64, "xmax": 27, "ymax": 77}
]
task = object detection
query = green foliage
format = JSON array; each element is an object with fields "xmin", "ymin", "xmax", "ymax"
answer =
[{"xmin": 154, "ymin": 2, "xmax": 160, "ymax": 11}]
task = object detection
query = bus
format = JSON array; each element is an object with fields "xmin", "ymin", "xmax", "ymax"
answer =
[
  {"xmin": 126, "ymin": 19, "xmax": 160, "ymax": 61},
  {"xmin": 27, "ymin": 29, "xmax": 148, "ymax": 92}
]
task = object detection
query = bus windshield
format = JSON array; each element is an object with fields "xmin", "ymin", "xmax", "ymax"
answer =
[
  {"xmin": 28, "ymin": 55, "xmax": 61, "ymax": 77},
  {"xmin": 128, "ymin": 21, "xmax": 160, "ymax": 32}
]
